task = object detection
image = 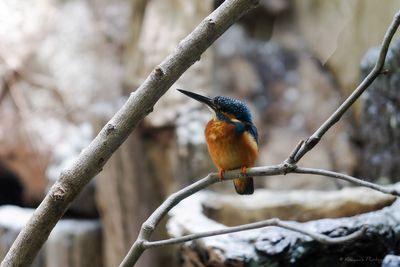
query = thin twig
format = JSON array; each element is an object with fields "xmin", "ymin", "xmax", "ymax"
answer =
[
  {"xmin": 143, "ymin": 219, "xmax": 367, "ymax": 248},
  {"xmin": 294, "ymin": 167, "xmax": 400, "ymax": 196},
  {"xmin": 227, "ymin": 165, "xmax": 400, "ymax": 198},
  {"xmin": 291, "ymin": 10, "xmax": 400, "ymax": 162},
  {"xmin": 287, "ymin": 140, "xmax": 304, "ymax": 164}
]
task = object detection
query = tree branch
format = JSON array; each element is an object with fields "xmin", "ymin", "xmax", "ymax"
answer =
[
  {"xmin": 291, "ymin": 10, "xmax": 400, "ymax": 162},
  {"xmin": 3, "ymin": 3, "xmax": 399, "ymax": 267},
  {"xmin": 120, "ymin": 8, "xmax": 400, "ymax": 267},
  {"xmin": 120, "ymin": 163, "xmax": 400, "ymax": 266},
  {"xmin": 0, "ymin": 0, "xmax": 260, "ymax": 266},
  {"xmin": 119, "ymin": 165, "xmax": 284, "ymax": 267},
  {"xmin": 143, "ymin": 219, "xmax": 367, "ymax": 248},
  {"xmin": 294, "ymin": 167, "xmax": 400, "ymax": 196}
]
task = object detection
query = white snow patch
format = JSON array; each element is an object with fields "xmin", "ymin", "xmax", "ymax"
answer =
[
  {"xmin": 167, "ymin": 191, "xmax": 260, "ymax": 259},
  {"xmin": 0, "ymin": 206, "xmax": 34, "ymax": 230},
  {"xmin": 46, "ymin": 122, "xmax": 93, "ymax": 183}
]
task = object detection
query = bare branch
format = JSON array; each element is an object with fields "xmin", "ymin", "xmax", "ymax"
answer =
[
  {"xmin": 0, "ymin": 0, "xmax": 260, "ymax": 266},
  {"xmin": 216, "ymin": 165, "xmax": 400, "ymax": 198},
  {"xmin": 120, "ymin": 162, "xmax": 400, "ymax": 266},
  {"xmin": 119, "ymin": 164, "xmax": 285, "ymax": 266},
  {"xmin": 143, "ymin": 219, "xmax": 367, "ymax": 248},
  {"xmin": 286, "ymin": 140, "xmax": 304, "ymax": 164},
  {"xmin": 119, "ymin": 8, "xmax": 400, "ymax": 267},
  {"xmin": 3, "ymin": 2, "xmax": 398, "ymax": 266},
  {"xmin": 291, "ymin": 10, "xmax": 400, "ymax": 162},
  {"xmin": 294, "ymin": 167, "xmax": 400, "ymax": 196}
]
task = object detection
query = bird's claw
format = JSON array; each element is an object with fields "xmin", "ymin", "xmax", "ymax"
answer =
[
  {"xmin": 240, "ymin": 166, "xmax": 248, "ymax": 177},
  {"xmin": 218, "ymin": 170, "xmax": 225, "ymax": 181}
]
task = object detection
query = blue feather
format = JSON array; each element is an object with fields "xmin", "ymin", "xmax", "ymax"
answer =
[
  {"xmin": 213, "ymin": 95, "xmax": 258, "ymax": 144},
  {"xmin": 214, "ymin": 96, "xmax": 253, "ymax": 123},
  {"xmin": 248, "ymin": 124, "xmax": 258, "ymax": 144},
  {"xmin": 233, "ymin": 121, "xmax": 258, "ymax": 144}
]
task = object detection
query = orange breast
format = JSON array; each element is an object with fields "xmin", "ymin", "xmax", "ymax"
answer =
[{"xmin": 205, "ymin": 120, "xmax": 258, "ymax": 171}]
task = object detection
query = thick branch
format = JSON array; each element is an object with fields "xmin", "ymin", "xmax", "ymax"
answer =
[
  {"xmin": 0, "ymin": 1, "xmax": 260, "ymax": 266},
  {"xmin": 291, "ymin": 10, "xmax": 400, "ymax": 162},
  {"xmin": 143, "ymin": 218, "xmax": 367, "ymax": 248}
]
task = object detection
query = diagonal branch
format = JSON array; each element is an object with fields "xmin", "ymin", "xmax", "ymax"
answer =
[
  {"xmin": 0, "ymin": 0, "xmax": 260, "ymax": 266},
  {"xmin": 290, "ymin": 10, "xmax": 400, "ymax": 163}
]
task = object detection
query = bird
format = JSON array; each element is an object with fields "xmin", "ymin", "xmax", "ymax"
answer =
[{"xmin": 178, "ymin": 89, "xmax": 258, "ymax": 195}]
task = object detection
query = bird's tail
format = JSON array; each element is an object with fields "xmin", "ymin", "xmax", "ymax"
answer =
[{"xmin": 233, "ymin": 177, "xmax": 254, "ymax": 195}]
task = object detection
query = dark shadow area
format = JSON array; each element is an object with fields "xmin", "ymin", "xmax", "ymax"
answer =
[{"xmin": 0, "ymin": 163, "xmax": 23, "ymax": 206}]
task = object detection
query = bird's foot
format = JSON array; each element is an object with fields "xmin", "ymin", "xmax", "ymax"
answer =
[
  {"xmin": 240, "ymin": 166, "xmax": 248, "ymax": 177},
  {"xmin": 218, "ymin": 169, "xmax": 225, "ymax": 181}
]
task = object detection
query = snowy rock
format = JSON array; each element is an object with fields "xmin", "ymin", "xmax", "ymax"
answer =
[
  {"xmin": 202, "ymin": 187, "xmax": 395, "ymax": 225},
  {"xmin": 359, "ymin": 39, "xmax": 400, "ymax": 183},
  {"xmin": 168, "ymin": 186, "xmax": 400, "ymax": 266},
  {"xmin": 382, "ymin": 255, "xmax": 400, "ymax": 267},
  {"xmin": 0, "ymin": 205, "xmax": 102, "ymax": 266}
]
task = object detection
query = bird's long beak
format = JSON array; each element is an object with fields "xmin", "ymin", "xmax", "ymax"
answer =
[{"xmin": 177, "ymin": 89, "xmax": 217, "ymax": 111}]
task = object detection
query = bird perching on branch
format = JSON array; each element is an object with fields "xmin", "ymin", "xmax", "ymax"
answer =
[{"xmin": 178, "ymin": 89, "xmax": 258, "ymax": 195}]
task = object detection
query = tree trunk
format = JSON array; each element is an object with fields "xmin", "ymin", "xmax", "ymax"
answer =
[{"xmin": 95, "ymin": 1, "xmax": 214, "ymax": 266}]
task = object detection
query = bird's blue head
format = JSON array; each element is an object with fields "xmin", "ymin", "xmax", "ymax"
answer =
[
  {"xmin": 177, "ymin": 89, "xmax": 253, "ymax": 123},
  {"xmin": 213, "ymin": 96, "xmax": 253, "ymax": 123},
  {"xmin": 178, "ymin": 89, "xmax": 258, "ymax": 142}
]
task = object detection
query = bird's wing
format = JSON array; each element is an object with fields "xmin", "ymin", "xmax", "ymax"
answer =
[
  {"xmin": 248, "ymin": 124, "xmax": 258, "ymax": 144},
  {"xmin": 233, "ymin": 121, "xmax": 258, "ymax": 144}
]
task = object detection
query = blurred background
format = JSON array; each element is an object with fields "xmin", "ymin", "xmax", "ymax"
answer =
[{"xmin": 1, "ymin": 0, "xmax": 400, "ymax": 266}]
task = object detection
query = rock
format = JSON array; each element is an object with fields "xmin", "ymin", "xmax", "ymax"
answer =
[
  {"xmin": 382, "ymin": 255, "xmax": 400, "ymax": 267},
  {"xmin": 359, "ymin": 39, "xmax": 400, "ymax": 182},
  {"xmin": 294, "ymin": 0, "xmax": 400, "ymax": 98},
  {"xmin": 46, "ymin": 218, "xmax": 102, "ymax": 267},
  {"xmin": 202, "ymin": 187, "xmax": 395, "ymax": 226},
  {"xmin": 0, "ymin": 205, "xmax": 102, "ymax": 267},
  {"xmin": 0, "ymin": 163, "xmax": 23, "ymax": 206},
  {"xmin": 0, "ymin": 0, "xmax": 129, "ymax": 207},
  {"xmin": 0, "ymin": 206, "xmax": 45, "ymax": 267},
  {"xmin": 167, "ymin": 186, "xmax": 400, "ymax": 266},
  {"xmin": 0, "ymin": 91, "xmax": 48, "ymax": 204}
]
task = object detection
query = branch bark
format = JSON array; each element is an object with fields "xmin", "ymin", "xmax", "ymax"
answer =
[{"xmin": 0, "ymin": 0, "xmax": 260, "ymax": 266}]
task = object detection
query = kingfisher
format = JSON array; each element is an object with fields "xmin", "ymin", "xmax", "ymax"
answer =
[{"xmin": 178, "ymin": 89, "xmax": 258, "ymax": 195}]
